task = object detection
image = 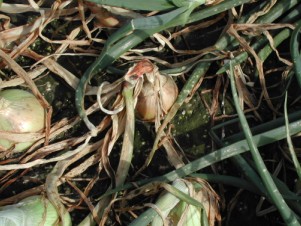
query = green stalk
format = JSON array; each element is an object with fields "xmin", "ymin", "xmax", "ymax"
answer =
[
  {"xmin": 188, "ymin": 0, "xmax": 251, "ymax": 24},
  {"xmin": 255, "ymin": 0, "xmax": 300, "ymax": 24},
  {"xmin": 230, "ymin": 155, "xmax": 267, "ymax": 195},
  {"xmin": 290, "ymin": 21, "xmax": 301, "ymax": 88},
  {"xmin": 229, "ymin": 61, "xmax": 300, "ymax": 226},
  {"xmin": 87, "ymin": 0, "xmax": 177, "ymax": 11},
  {"xmin": 231, "ymin": 155, "xmax": 301, "ymax": 216},
  {"xmin": 210, "ymin": 111, "xmax": 301, "ymax": 215},
  {"xmin": 99, "ymin": 115, "xmax": 301, "ymax": 201},
  {"xmin": 115, "ymin": 82, "xmax": 135, "ymax": 186},
  {"xmin": 192, "ymin": 173, "xmax": 260, "ymax": 193},
  {"xmin": 211, "ymin": 110, "xmax": 301, "ymax": 145},
  {"xmin": 284, "ymin": 92, "xmax": 301, "ymax": 180}
]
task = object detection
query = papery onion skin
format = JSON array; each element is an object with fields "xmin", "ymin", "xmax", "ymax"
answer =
[
  {"xmin": 0, "ymin": 89, "xmax": 45, "ymax": 152},
  {"xmin": 136, "ymin": 74, "xmax": 178, "ymax": 121}
]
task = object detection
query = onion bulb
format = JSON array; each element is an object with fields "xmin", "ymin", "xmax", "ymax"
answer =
[
  {"xmin": 0, "ymin": 89, "xmax": 45, "ymax": 152},
  {"xmin": 136, "ymin": 68, "xmax": 178, "ymax": 122},
  {"xmin": 131, "ymin": 178, "xmax": 220, "ymax": 226},
  {"xmin": 0, "ymin": 195, "xmax": 71, "ymax": 226}
]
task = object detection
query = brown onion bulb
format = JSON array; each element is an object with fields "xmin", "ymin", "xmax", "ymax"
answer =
[
  {"xmin": 0, "ymin": 89, "xmax": 45, "ymax": 152},
  {"xmin": 136, "ymin": 74, "xmax": 178, "ymax": 121}
]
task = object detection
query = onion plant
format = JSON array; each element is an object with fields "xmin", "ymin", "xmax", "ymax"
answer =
[
  {"xmin": 0, "ymin": 195, "xmax": 71, "ymax": 226},
  {"xmin": 228, "ymin": 60, "xmax": 300, "ymax": 226},
  {"xmin": 129, "ymin": 178, "xmax": 220, "ymax": 226},
  {"xmin": 75, "ymin": 0, "xmax": 251, "ymax": 135},
  {"xmin": 73, "ymin": 0, "xmax": 301, "ymax": 225}
]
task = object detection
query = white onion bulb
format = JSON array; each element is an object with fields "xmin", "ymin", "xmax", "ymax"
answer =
[
  {"xmin": 0, "ymin": 89, "xmax": 45, "ymax": 152},
  {"xmin": 0, "ymin": 195, "xmax": 72, "ymax": 226}
]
